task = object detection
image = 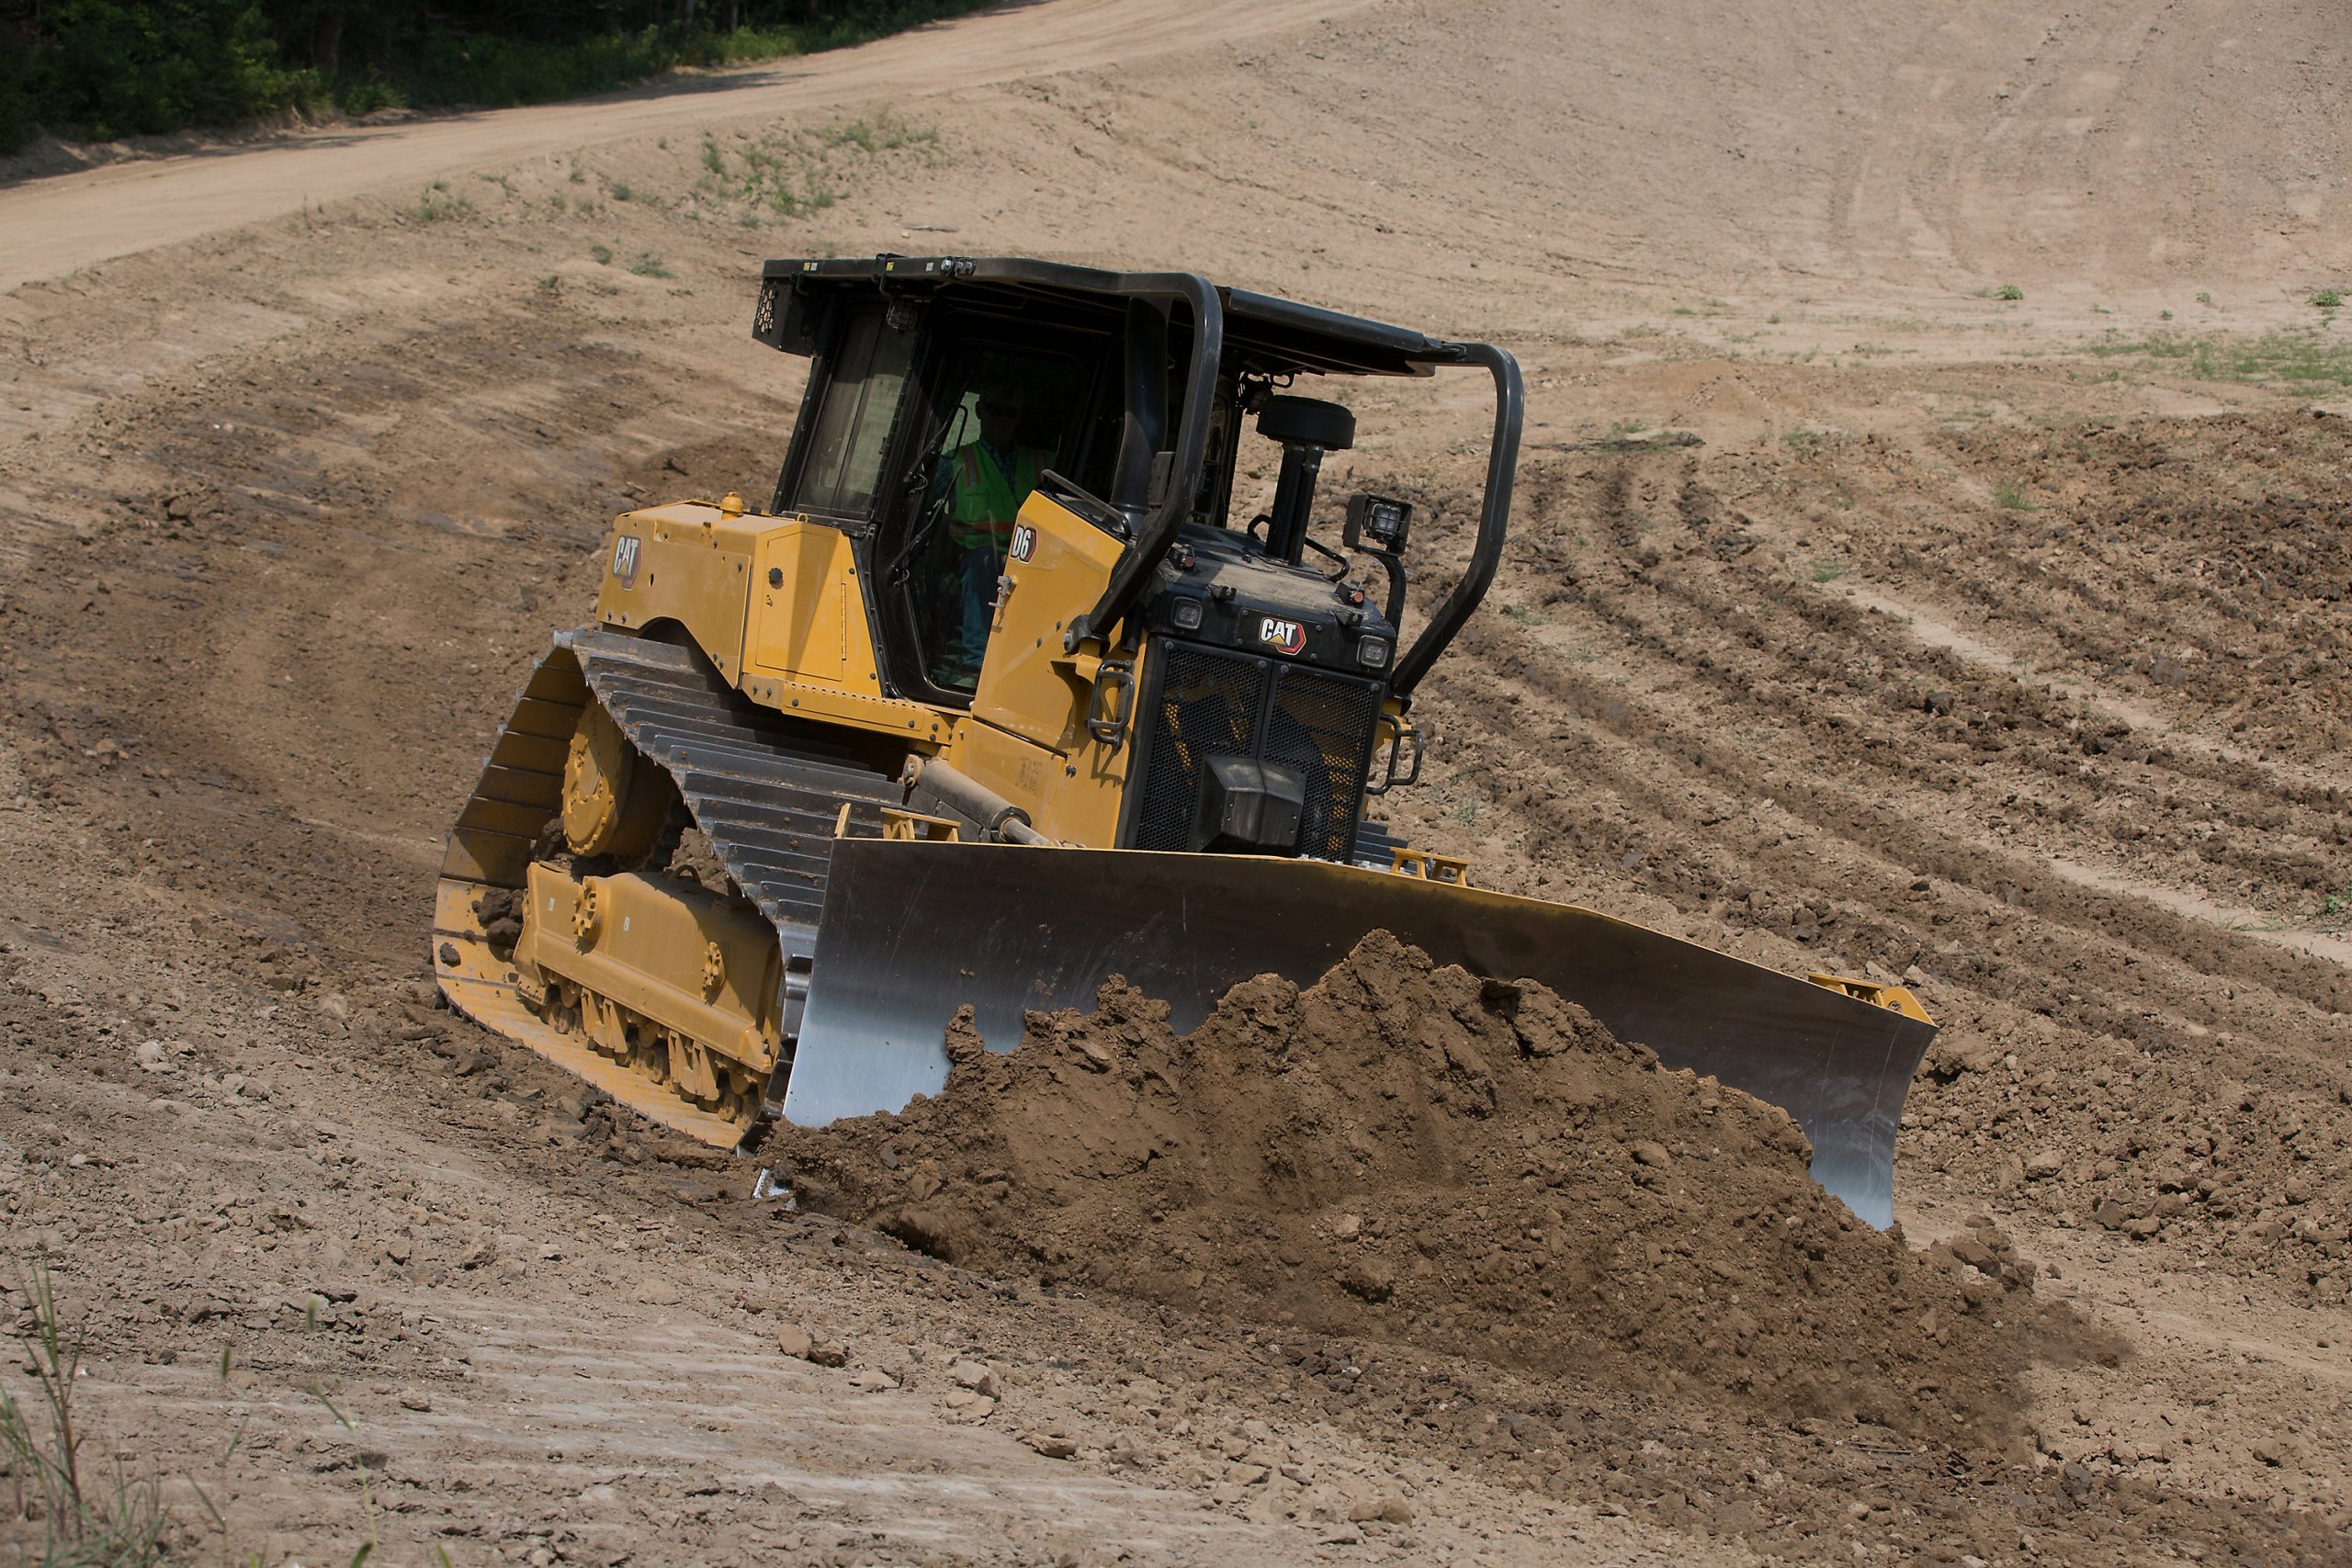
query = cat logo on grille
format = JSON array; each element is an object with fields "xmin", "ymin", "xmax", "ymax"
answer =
[
  {"xmin": 1258, "ymin": 617, "xmax": 1307, "ymax": 656},
  {"xmin": 610, "ymin": 534, "xmax": 641, "ymax": 590}
]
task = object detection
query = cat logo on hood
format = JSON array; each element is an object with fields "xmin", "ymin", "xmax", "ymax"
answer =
[{"xmin": 1259, "ymin": 617, "xmax": 1307, "ymax": 656}]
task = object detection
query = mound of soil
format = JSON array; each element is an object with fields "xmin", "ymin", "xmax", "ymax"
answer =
[{"xmin": 777, "ymin": 932, "xmax": 2051, "ymax": 1441}]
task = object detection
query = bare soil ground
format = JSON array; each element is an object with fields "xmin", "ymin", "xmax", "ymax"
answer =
[{"xmin": 0, "ymin": 1, "xmax": 2347, "ymax": 1562}]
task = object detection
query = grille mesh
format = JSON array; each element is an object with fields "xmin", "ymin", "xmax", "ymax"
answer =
[
  {"xmin": 1266, "ymin": 668, "xmax": 1382, "ymax": 863},
  {"xmin": 1131, "ymin": 642, "xmax": 1379, "ymax": 863}
]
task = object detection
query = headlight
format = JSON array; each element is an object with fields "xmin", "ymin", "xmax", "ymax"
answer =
[
  {"xmin": 1356, "ymin": 636, "xmax": 1390, "ymax": 669},
  {"xmin": 1171, "ymin": 598, "xmax": 1205, "ymax": 630}
]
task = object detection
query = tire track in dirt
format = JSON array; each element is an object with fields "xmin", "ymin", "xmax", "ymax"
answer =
[
  {"xmin": 1362, "ymin": 423, "xmax": 2351, "ymax": 1311},
  {"xmin": 1439, "ymin": 462, "xmax": 2348, "ymax": 1010}
]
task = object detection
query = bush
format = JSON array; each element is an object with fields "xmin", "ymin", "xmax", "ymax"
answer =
[
  {"xmin": 1, "ymin": 2, "xmax": 998, "ymax": 154},
  {"xmin": 14, "ymin": 0, "xmax": 315, "ymax": 145}
]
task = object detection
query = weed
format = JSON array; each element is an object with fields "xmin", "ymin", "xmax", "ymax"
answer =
[
  {"xmin": 1620, "ymin": 323, "xmax": 1665, "ymax": 340},
  {"xmin": 537, "ymin": 275, "xmax": 560, "ymax": 295},
  {"xmin": 1765, "ymin": 313, "xmax": 1781, "ymax": 324},
  {"xmin": 314, "ymin": 1392, "xmax": 379, "ymax": 1563},
  {"xmin": 609, "ymin": 180, "xmax": 633, "ymax": 201},
  {"xmin": 694, "ymin": 114, "xmax": 934, "ymax": 224},
  {"xmin": 406, "ymin": 180, "xmax": 474, "ymax": 223},
  {"xmin": 187, "ymin": 1346, "xmax": 250, "ymax": 1565},
  {"xmin": 0, "ymin": 1258, "xmax": 168, "ymax": 1565},
  {"xmin": 2314, "ymin": 288, "xmax": 2345, "ymax": 310},
  {"xmin": 590, "ymin": 244, "xmax": 613, "ymax": 265},
  {"xmin": 2084, "ymin": 328, "xmax": 2352, "ymax": 390},
  {"xmin": 1809, "ymin": 558, "xmax": 1848, "ymax": 583},
  {"xmin": 2160, "ymin": 310, "xmax": 2173, "ymax": 321},
  {"xmin": 476, "ymin": 172, "xmax": 514, "ymax": 197},
  {"xmin": 1992, "ymin": 480, "xmax": 2035, "ymax": 511},
  {"xmin": 1993, "ymin": 283, "xmax": 2024, "ymax": 302},
  {"xmin": 1447, "ymin": 795, "xmax": 1482, "ymax": 829},
  {"xmin": 1504, "ymin": 604, "xmax": 1545, "ymax": 627},
  {"xmin": 818, "ymin": 116, "xmax": 938, "ymax": 154},
  {"xmin": 2195, "ymin": 290, "xmax": 2213, "ymax": 305},
  {"xmin": 548, "ymin": 192, "xmax": 567, "ymax": 213},
  {"xmin": 628, "ymin": 254, "xmax": 672, "ymax": 278}
]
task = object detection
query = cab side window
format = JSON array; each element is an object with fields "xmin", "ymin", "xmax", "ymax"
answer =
[{"xmin": 786, "ymin": 311, "xmax": 915, "ymax": 520}]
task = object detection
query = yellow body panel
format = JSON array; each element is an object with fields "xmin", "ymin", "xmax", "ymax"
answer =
[
  {"xmin": 945, "ymin": 715, "xmax": 1129, "ymax": 847},
  {"xmin": 588, "ymin": 490, "xmax": 1139, "ymax": 840},
  {"xmin": 596, "ymin": 501, "xmax": 953, "ymax": 747},
  {"xmin": 741, "ymin": 519, "xmax": 953, "ymax": 744},
  {"xmin": 594, "ymin": 502, "xmax": 761, "ymax": 684},
  {"xmin": 746, "ymin": 521, "xmax": 876, "ymax": 692},
  {"xmin": 969, "ymin": 491, "xmax": 1121, "ymax": 750},
  {"xmin": 951, "ymin": 491, "xmax": 1135, "ymax": 843}
]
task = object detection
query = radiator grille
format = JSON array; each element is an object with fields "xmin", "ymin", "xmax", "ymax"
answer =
[
  {"xmin": 1130, "ymin": 642, "xmax": 1380, "ymax": 863},
  {"xmin": 1267, "ymin": 667, "xmax": 1383, "ymax": 863}
]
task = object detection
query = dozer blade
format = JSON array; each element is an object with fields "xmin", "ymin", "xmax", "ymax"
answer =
[{"xmin": 786, "ymin": 840, "xmax": 1935, "ymax": 1227}]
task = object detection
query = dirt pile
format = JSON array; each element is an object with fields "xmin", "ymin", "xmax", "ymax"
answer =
[{"xmin": 777, "ymin": 932, "xmax": 2057, "ymax": 1442}]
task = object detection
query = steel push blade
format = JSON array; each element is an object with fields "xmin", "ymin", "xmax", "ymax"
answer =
[{"xmin": 783, "ymin": 840, "xmax": 1936, "ymax": 1227}]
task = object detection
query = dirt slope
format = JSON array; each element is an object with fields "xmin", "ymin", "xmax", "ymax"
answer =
[{"xmin": 0, "ymin": 0, "xmax": 2348, "ymax": 1562}]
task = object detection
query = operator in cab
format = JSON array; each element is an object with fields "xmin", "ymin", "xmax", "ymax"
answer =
[{"xmin": 939, "ymin": 388, "xmax": 1048, "ymax": 684}]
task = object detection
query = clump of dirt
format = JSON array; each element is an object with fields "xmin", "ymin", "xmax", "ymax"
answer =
[{"xmin": 777, "ymin": 932, "xmax": 2062, "ymax": 1443}]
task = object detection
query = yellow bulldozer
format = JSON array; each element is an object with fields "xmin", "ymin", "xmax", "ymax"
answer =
[{"xmin": 433, "ymin": 256, "xmax": 1934, "ymax": 1224}]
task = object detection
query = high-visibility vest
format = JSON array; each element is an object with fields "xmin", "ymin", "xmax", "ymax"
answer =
[{"xmin": 945, "ymin": 442, "xmax": 1044, "ymax": 550}]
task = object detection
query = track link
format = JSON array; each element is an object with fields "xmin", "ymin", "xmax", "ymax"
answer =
[{"xmin": 433, "ymin": 627, "xmax": 900, "ymax": 1146}]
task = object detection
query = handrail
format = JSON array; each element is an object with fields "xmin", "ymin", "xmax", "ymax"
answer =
[
  {"xmin": 1064, "ymin": 273, "xmax": 1225, "ymax": 651},
  {"xmin": 1389, "ymin": 342, "xmax": 1522, "ymax": 696}
]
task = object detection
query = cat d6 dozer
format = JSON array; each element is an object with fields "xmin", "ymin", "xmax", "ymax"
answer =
[{"xmin": 433, "ymin": 256, "xmax": 1935, "ymax": 1224}]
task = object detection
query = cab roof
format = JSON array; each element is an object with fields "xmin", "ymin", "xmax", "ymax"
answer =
[{"xmin": 760, "ymin": 254, "xmax": 1466, "ymax": 379}]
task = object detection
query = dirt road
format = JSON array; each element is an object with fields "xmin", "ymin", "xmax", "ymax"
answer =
[
  {"xmin": 0, "ymin": 0, "xmax": 1369, "ymax": 294},
  {"xmin": 1, "ymin": 0, "xmax": 2347, "ymax": 1562}
]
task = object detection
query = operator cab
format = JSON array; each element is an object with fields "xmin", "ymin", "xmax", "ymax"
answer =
[{"xmin": 757, "ymin": 255, "xmax": 1521, "ymax": 864}]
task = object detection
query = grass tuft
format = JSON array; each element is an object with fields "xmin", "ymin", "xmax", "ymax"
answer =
[
  {"xmin": 2084, "ymin": 328, "xmax": 2352, "ymax": 391},
  {"xmin": 406, "ymin": 180, "xmax": 473, "ymax": 223},
  {"xmin": 0, "ymin": 1258, "xmax": 168, "ymax": 1566},
  {"xmin": 691, "ymin": 113, "xmax": 936, "ymax": 225}
]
